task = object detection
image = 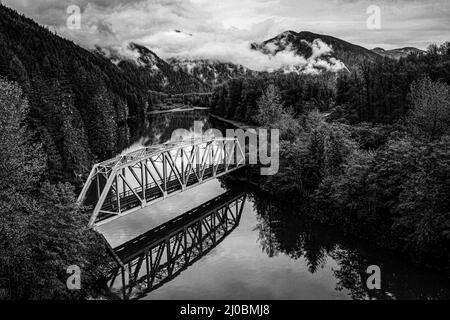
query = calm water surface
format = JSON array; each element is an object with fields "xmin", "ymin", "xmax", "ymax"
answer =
[{"xmin": 100, "ymin": 110, "xmax": 450, "ymax": 300}]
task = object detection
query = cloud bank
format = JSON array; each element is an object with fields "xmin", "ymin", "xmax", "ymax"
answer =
[{"xmin": 4, "ymin": 0, "xmax": 450, "ymax": 70}]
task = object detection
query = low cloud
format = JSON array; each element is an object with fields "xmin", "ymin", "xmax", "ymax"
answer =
[{"xmin": 4, "ymin": 0, "xmax": 450, "ymax": 71}]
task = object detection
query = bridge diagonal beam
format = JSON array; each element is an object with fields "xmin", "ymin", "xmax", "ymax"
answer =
[
  {"xmin": 119, "ymin": 173, "xmax": 144, "ymax": 204},
  {"xmin": 88, "ymin": 172, "xmax": 117, "ymax": 226},
  {"xmin": 165, "ymin": 152, "xmax": 184, "ymax": 188},
  {"xmin": 144, "ymin": 163, "xmax": 164, "ymax": 195},
  {"xmin": 183, "ymin": 145, "xmax": 200, "ymax": 183}
]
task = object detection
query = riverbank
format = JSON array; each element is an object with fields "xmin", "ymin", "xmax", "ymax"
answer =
[
  {"xmin": 148, "ymin": 106, "xmax": 209, "ymax": 115},
  {"xmin": 209, "ymin": 114, "xmax": 257, "ymax": 131}
]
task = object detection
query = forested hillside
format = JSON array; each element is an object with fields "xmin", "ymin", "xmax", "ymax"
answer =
[
  {"xmin": 0, "ymin": 4, "xmax": 207, "ymax": 185},
  {"xmin": 97, "ymin": 43, "xmax": 210, "ymax": 94},
  {"xmin": 217, "ymin": 42, "xmax": 450, "ymax": 274},
  {"xmin": 0, "ymin": 5, "xmax": 145, "ymax": 184},
  {"xmin": 213, "ymin": 43, "xmax": 450, "ymax": 125}
]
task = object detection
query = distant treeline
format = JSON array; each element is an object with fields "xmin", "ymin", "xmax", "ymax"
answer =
[
  {"xmin": 334, "ymin": 42, "xmax": 450, "ymax": 124},
  {"xmin": 148, "ymin": 91, "xmax": 212, "ymax": 110},
  {"xmin": 210, "ymin": 72, "xmax": 337, "ymax": 124},
  {"xmin": 211, "ymin": 42, "xmax": 450, "ymax": 126}
]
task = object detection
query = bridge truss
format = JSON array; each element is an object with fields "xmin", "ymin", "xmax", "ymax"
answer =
[{"xmin": 78, "ymin": 138, "xmax": 245, "ymax": 227}]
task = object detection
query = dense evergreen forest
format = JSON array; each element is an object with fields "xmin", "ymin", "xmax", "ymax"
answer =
[{"xmin": 215, "ymin": 43, "xmax": 450, "ymax": 274}]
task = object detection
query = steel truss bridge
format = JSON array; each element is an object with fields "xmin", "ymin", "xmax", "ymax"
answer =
[
  {"xmin": 107, "ymin": 191, "xmax": 246, "ymax": 299},
  {"xmin": 77, "ymin": 138, "xmax": 245, "ymax": 227}
]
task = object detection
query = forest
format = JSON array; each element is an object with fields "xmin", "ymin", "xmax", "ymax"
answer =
[
  {"xmin": 0, "ymin": 4, "xmax": 204, "ymax": 299},
  {"xmin": 0, "ymin": 4, "xmax": 208, "ymax": 187},
  {"xmin": 214, "ymin": 42, "xmax": 450, "ymax": 275},
  {"xmin": 1, "ymin": 1, "xmax": 450, "ymax": 300}
]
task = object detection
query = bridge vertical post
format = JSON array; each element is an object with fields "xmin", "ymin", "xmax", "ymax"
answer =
[
  {"xmin": 235, "ymin": 141, "xmax": 239, "ymax": 168},
  {"xmin": 209, "ymin": 142, "xmax": 213, "ymax": 173},
  {"xmin": 145, "ymin": 251, "xmax": 150, "ymax": 288},
  {"xmin": 122, "ymin": 168, "xmax": 126, "ymax": 197},
  {"xmin": 196, "ymin": 144, "xmax": 201, "ymax": 183},
  {"xmin": 181, "ymin": 148, "xmax": 185, "ymax": 187},
  {"xmin": 184, "ymin": 228, "xmax": 188, "ymax": 264},
  {"xmin": 121, "ymin": 266, "xmax": 127, "ymax": 300},
  {"xmin": 224, "ymin": 141, "xmax": 227, "ymax": 171},
  {"xmin": 166, "ymin": 238, "xmax": 172, "ymax": 277},
  {"xmin": 211, "ymin": 141, "xmax": 216, "ymax": 176},
  {"xmin": 115, "ymin": 175, "xmax": 121, "ymax": 214},
  {"xmin": 96, "ymin": 169, "xmax": 101, "ymax": 200},
  {"xmin": 141, "ymin": 161, "xmax": 146, "ymax": 206},
  {"xmin": 212, "ymin": 210, "xmax": 217, "ymax": 243},
  {"xmin": 162, "ymin": 154, "xmax": 167, "ymax": 197},
  {"xmin": 198, "ymin": 220, "xmax": 203, "ymax": 253},
  {"xmin": 224, "ymin": 206, "xmax": 228, "ymax": 231}
]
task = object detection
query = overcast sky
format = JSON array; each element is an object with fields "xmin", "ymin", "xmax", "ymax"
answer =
[{"xmin": 4, "ymin": 0, "xmax": 450, "ymax": 62}]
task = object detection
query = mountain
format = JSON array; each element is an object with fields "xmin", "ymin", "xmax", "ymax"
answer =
[
  {"xmin": 252, "ymin": 30, "xmax": 380, "ymax": 71},
  {"xmin": 168, "ymin": 58, "xmax": 260, "ymax": 87},
  {"xmin": 96, "ymin": 43, "xmax": 210, "ymax": 93},
  {"xmin": 372, "ymin": 47, "xmax": 425, "ymax": 60}
]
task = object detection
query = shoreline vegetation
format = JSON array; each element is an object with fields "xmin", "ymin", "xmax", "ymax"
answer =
[
  {"xmin": 148, "ymin": 106, "xmax": 209, "ymax": 115},
  {"xmin": 210, "ymin": 46, "xmax": 450, "ymax": 276},
  {"xmin": 210, "ymin": 114, "xmax": 257, "ymax": 131},
  {"xmin": 217, "ymin": 94, "xmax": 450, "ymax": 276}
]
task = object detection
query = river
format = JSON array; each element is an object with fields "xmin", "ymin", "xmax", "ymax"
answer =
[{"xmin": 98, "ymin": 109, "xmax": 450, "ymax": 300}]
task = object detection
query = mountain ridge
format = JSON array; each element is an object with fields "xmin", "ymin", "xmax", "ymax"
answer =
[{"xmin": 371, "ymin": 46, "xmax": 425, "ymax": 59}]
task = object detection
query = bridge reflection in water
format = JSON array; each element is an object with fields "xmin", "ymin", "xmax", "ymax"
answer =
[{"xmin": 107, "ymin": 191, "xmax": 247, "ymax": 300}]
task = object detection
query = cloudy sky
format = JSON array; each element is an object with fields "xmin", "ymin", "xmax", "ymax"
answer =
[{"xmin": 4, "ymin": 0, "xmax": 450, "ymax": 65}]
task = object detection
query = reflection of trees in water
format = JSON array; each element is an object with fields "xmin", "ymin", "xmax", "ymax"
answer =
[
  {"xmin": 251, "ymin": 193, "xmax": 331, "ymax": 273},
  {"xmin": 128, "ymin": 110, "xmax": 211, "ymax": 147},
  {"xmin": 249, "ymin": 191, "xmax": 450, "ymax": 300}
]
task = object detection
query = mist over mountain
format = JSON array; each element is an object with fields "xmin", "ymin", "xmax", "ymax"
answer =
[
  {"xmin": 94, "ymin": 28, "xmax": 429, "ymax": 89},
  {"xmin": 252, "ymin": 30, "xmax": 382, "ymax": 70},
  {"xmin": 95, "ymin": 42, "xmax": 210, "ymax": 93},
  {"xmin": 168, "ymin": 58, "xmax": 261, "ymax": 87}
]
